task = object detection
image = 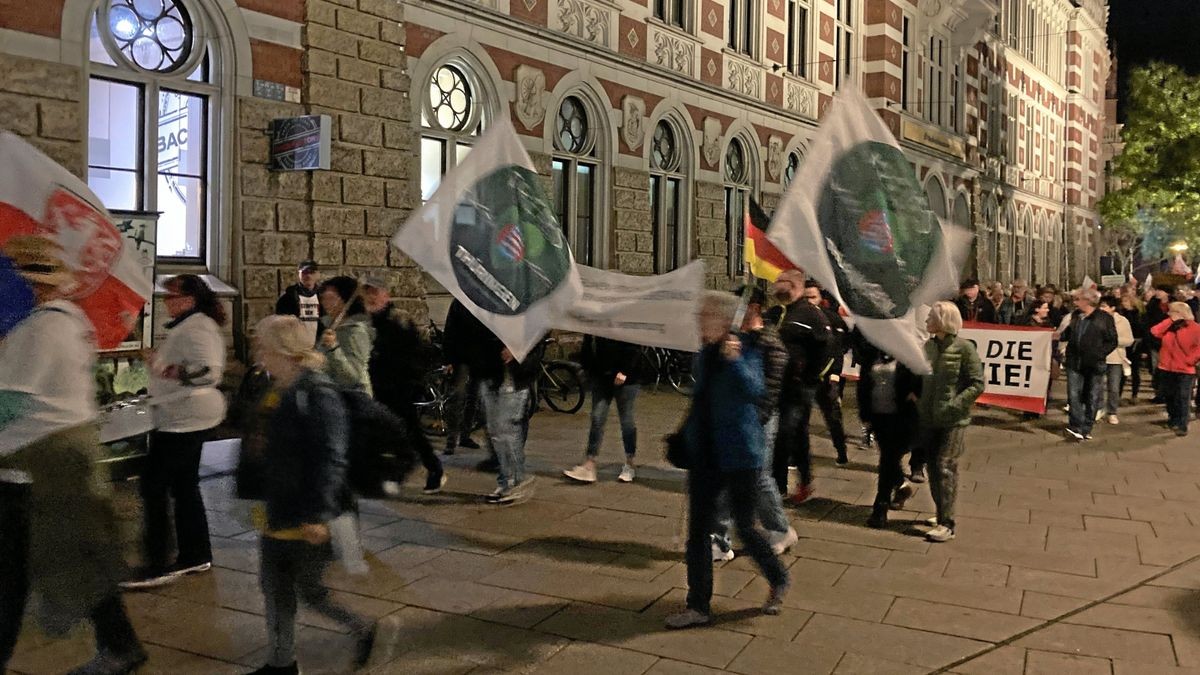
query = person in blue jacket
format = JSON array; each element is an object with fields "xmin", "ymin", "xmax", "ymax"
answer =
[{"xmin": 665, "ymin": 292, "xmax": 790, "ymax": 629}]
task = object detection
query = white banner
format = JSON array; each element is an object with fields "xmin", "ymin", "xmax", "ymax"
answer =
[
  {"xmin": 552, "ymin": 261, "xmax": 704, "ymax": 352},
  {"xmin": 959, "ymin": 322, "xmax": 1054, "ymax": 413}
]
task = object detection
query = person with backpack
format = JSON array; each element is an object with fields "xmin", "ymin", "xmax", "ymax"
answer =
[
  {"xmin": 857, "ymin": 336, "xmax": 922, "ymax": 529},
  {"xmin": 122, "ymin": 275, "xmax": 227, "ymax": 590},
  {"xmin": 244, "ymin": 315, "xmax": 376, "ymax": 675},
  {"xmin": 360, "ymin": 275, "xmax": 446, "ymax": 494}
]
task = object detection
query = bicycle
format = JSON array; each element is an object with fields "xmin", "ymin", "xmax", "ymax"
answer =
[
  {"xmin": 529, "ymin": 336, "xmax": 586, "ymax": 415},
  {"xmin": 636, "ymin": 345, "xmax": 696, "ymax": 396}
]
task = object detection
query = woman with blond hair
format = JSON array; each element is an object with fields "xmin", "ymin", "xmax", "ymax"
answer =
[
  {"xmin": 917, "ymin": 301, "xmax": 985, "ymax": 543},
  {"xmin": 1150, "ymin": 302, "xmax": 1200, "ymax": 436},
  {"xmin": 245, "ymin": 315, "xmax": 374, "ymax": 675}
]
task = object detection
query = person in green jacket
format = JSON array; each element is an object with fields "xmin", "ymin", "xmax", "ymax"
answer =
[
  {"xmin": 917, "ymin": 301, "xmax": 985, "ymax": 543},
  {"xmin": 317, "ymin": 276, "xmax": 375, "ymax": 396}
]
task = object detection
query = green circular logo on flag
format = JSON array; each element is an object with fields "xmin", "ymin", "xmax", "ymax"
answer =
[
  {"xmin": 816, "ymin": 141, "xmax": 942, "ymax": 319},
  {"xmin": 449, "ymin": 166, "xmax": 572, "ymax": 315}
]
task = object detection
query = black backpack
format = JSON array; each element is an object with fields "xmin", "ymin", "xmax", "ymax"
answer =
[{"xmin": 338, "ymin": 388, "xmax": 419, "ymax": 498}]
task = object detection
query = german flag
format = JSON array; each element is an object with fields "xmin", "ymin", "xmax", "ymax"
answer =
[{"xmin": 744, "ymin": 198, "xmax": 797, "ymax": 282}]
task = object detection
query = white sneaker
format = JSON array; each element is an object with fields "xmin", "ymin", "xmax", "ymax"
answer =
[
  {"xmin": 926, "ymin": 524, "xmax": 956, "ymax": 542},
  {"xmin": 768, "ymin": 526, "xmax": 798, "ymax": 555},
  {"xmin": 1107, "ymin": 414, "xmax": 1119, "ymax": 425},
  {"xmin": 563, "ymin": 464, "xmax": 597, "ymax": 483},
  {"xmin": 665, "ymin": 608, "xmax": 711, "ymax": 629},
  {"xmin": 617, "ymin": 464, "xmax": 636, "ymax": 483},
  {"xmin": 1095, "ymin": 410, "xmax": 1104, "ymax": 422},
  {"xmin": 712, "ymin": 542, "xmax": 735, "ymax": 562},
  {"xmin": 924, "ymin": 516, "xmax": 939, "ymax": 527}
]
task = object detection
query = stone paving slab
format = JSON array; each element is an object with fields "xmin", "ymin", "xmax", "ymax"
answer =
[{"xmin": 12, "ymin": 390, "xmax": 1200, "ymax": 674}]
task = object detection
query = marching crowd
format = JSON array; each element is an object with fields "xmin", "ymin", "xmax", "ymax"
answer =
[{"xmin": 5, "ymin": 243, "xmax": 1200, "ymax": 674}]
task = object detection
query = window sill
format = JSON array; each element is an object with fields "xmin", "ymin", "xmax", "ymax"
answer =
[{"xmin": 645, "ymin": 16, "xmax": 692, "ymax": 38}]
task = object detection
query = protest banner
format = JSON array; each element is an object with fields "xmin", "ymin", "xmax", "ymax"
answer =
[
  {"xmin": 960, "ymin": 321, "xmax": 1054, "ymax": 414},
  {"xmin": 553, "ymin": 260, "xmax": 704, "ymax": 352}
]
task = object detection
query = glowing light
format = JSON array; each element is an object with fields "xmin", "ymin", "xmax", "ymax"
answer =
[
  {"xmin": 1170, "ymin": 242, "xmax": 1189, "ymax": 253},
  {"xmin": 115, "ymin": 19, "xmax": 136, "ymax": 36}
]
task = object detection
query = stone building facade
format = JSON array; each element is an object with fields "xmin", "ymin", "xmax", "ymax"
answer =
[
  {"xmin": 0, "ymin": 0, "xmax": 422, "ymax": 353},
  {"xmin": 406, "ymin": 0, "xmax": 1111, "ymax": 291}
]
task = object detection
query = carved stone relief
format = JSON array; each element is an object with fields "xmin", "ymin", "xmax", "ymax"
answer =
[
  {"xmin": 726, "ymin": 58, "xmax": 759, "ymax": 97},
  {"xmin": 556, "ymin": 0, "xmax": 611, "ymax": 48},
  {"xmin": 514, "ymin": 65, "xmax": 546, "ymax": 131},
  {"xmin": 702, "ymin": 117, "xmax": 722, "ymax": 168},
  {"xmin": 651, "ymin": 27, "xmax": 695, "ymax": 77},
  {"xmin": 621, "ymin": 96, "xmax": 645, "ymax": 150},
  {"xmin": 766, "ymin": 135, "xmax": 783, "ymax": 181}
]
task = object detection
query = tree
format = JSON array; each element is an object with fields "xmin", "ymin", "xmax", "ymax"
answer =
[{"xmin": 1100, "ymin": 63, "xmax": 1200, "ymax": 263}]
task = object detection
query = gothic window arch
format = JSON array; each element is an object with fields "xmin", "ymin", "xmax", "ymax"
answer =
[
  {"xmin": 783, "ymin": 148, "xmax": 803, "ymax": 188},
  {"xmin": 420, "ymin": 57, "xmax": 492, "ymax": 201},
  {"xmin": 87, "ymin": 0, "xmax": 222, "ymax": 262},
  {"xmin": 552, "ymin": 93, "xmax": 604, "ymax": 266},
  {"xmin": 650, "ymin": 117, "xmax": 689, "ymax": 273},
  {"xmin": 924, "ymin": 176, "xmax": 947, "ymax": 219},
  {"xmin": 982, "ymin": 196, "xmax": 999, "ymax": 282},
  {"xmin": 1017, "ymin": 208, "xmax": 1033, "ymax": 281},
  {"xmin": 724, "ymin": 135, "xmax": 756, "ymax": 277},
  {"xmin": 951, "ymin": 193, "xmax": 973, "ymax": 279}
]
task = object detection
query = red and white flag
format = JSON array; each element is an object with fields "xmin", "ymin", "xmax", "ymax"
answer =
[{"xmin": 0, "ymin": 132, "xmax": 152, "ymax": 348}]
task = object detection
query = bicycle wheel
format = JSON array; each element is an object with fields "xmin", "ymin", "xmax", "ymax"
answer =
[
  {"xmin": 666, "ymin": 352, "xmax": 695, "ymax": 396},
  {"xmin": 541, "ymin": 363, "xmax": 586, "ymax": 413},
  {"xmin": 413, "ymin": 384, "xmax": 448, "ymax": 436}
]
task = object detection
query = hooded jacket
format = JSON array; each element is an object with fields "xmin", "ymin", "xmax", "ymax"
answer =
[
  {"xmin": 1151, "ymin": 318, "xmax": 1200, "ymax": 374},
  {"xmin": 916, "ymin": 334, "xmax": 985, "ymax": 429}
]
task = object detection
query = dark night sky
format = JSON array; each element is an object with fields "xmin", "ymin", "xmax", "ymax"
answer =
[{"xmin": 1109, "ymin": 0, "xmax": 1200, "ymax": 120}]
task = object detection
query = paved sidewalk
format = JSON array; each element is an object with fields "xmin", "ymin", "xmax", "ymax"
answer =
[{"xmin": 10, "ymin": 388, "xmax": 1200, "ymax": 674}]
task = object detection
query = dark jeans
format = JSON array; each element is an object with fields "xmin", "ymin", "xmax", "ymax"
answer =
[
  {"xmin": 774, "ymin": 386, "xmax": 817, "ymax": 494},
  {"xmin": 1, "ymin": 483, "xmax": 140, "ymax": 668},
  {"xmin": 379, "ymin": 390, "xmax": 443, "ymax": 478},
  {"xmin": 870, "ymin": 416, "xmax": 910, "ymax": 508},
  {"xmin": 923, "ymin": 426, "xmax": 967, "ymax": 530},
  {"xmin": 1161, "ymin": 370, "xmax": 1196, "ymax": 431},
  {"xmin": 815, "ymin": 380, "xmax": 848, "ymax": 456},
  {"xmin": 685, "ymin": 468, "xmax": 788, "ymax": 614},
  {"xmin": 260, "ymin": 537, "xmax": 368, "ymax": 667},
  {"xmin": 1104, "ymin": 363, "xmax": 1123, "ymax": 416},
  {"xmin": 1066, "ymin": 366, "xmax": 1104, "ymax": 435},
  {"xmin": 143, "ymin": 429, "xmax": 213, "ymax": 570},
  {"xmin": 1126, "ymin": 345, "xmax": 1142, "ymax": 398},
  {"xmin": 446, "ymin": 366, "xmax": 480, "ymax": 447},
  {"xmin": 586, "ymin": 382, "xmax": 638, "ymax": 458}
]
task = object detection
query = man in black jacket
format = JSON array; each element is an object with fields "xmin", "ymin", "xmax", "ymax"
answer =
[
  {"xmin": 564, "ymin": 335, "xmax": 642, "ymax": 484},
  {"xmin": 441, "ymin": 300, "xmax": 484, "ymax": 454},
  {"xmin": 856, "ymin": 337, "xmax": 922, "ymax": 528},
  {"xmin": 1060, "ymin": 287, "xmax": 1118, "ymax": 441},
  {"xmin": 803, "ymin": 282, "xmax": 850, "ymax": 465},
  {"xmin": 764, "ymin": 269, "xmax": 832, "ymax": 503},
  {"xmin": 454, "ymin": 307, "xmax": 545, "ymax": 504},
  {"xmin": 274, "ymin": 260, "xmax": 323, "ymax": 345},
  {"xmin": 361, "ymin": 277, "xmax": 445, "ymax": 494},
  {"xmin": 955, "ymin": 278, "xmax": 997, "ymax": 324}
]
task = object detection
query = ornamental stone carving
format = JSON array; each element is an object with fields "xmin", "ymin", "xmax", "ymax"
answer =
[
  {"xmin": 702, "ymin": 116, "xmax": 722, "ymax": 167},
  {"xmin": 556, "ymin": 0, "xmax": 612, "ymax": 48},
  {"xmin": 514, "ymin": 65, "xmax": 546, "ymax": 131},
  {"xmin": 785, "ymin": 80, "xmax": 817, "ymax": 119},
  {"xmin": 650, "ymin": 27, "xmax": 695, "ymax": 77},
  {"xmin": 621, "ymin": 96, "xmax": 645, "ymax": 151},
  {"xmin": 725, "ymin": 57, "xmax": 759, "ymax": 97},
  {"xmin": 766, "ymin": 135, "xmax": 783, "ymax": 181}
]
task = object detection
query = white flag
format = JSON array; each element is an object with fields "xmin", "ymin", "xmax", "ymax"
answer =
[
  {"xmin": 391, "ymin": 117, "xmax": 581, "ymax": 360},
  {"xmin": 767, "ymin": 87, "xmax": 967, "ymax": 374},
  {"xmin": 1081, "ymin": 275, "xmax": 1097, "ymax": 290}
]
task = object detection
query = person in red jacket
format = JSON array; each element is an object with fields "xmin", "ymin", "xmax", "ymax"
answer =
[{"xmin": 1150, "ymin": 302, "xmax": 1200, "ymax": 436}]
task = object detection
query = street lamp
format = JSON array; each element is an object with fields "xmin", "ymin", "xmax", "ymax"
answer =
[{"xmin": 1169, "ymin": 242, "xmax": 1189, "ymax": 253}]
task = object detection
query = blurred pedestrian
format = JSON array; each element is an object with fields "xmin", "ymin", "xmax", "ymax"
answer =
[
  {"xmin": 565, "ymin": 335, "xmax": 642, "ymax": 484},
  {"xmin": 803, "ymin": 282, "xmax": 850, "ymax": 465},
  {"xmin": 317, "ymin": 276, "xmax": 374, "ymax": 395},
  {"xmin": 0, "ymin": 236, "xmax": 145, "ymax": 674},
  {"xmin": 1150, "ymin": 302, "xmax": 1200, "ymax": 436},
  {"xmin": 858, "ymin": 339, "xmax": 922, "ymax": 529},
  {"xmin": 955, "ymin": 278, "xmax": 997, "ymax": 324},
  {"xmin": 999, "ymin": 279, "xmax": 1031, "ymax": 325},
  {"xmin": 917, "ymin": 301, "xmax": 985, "ymax": 543},
  {"xmin": 1060, "ymin": 288, "xmax": 1117, "ymax": 441},
  {"xmin": 361, "ymin": 275, "xmax": 446, "ymax": 494},
  {"xmin": 765, "ymin": 269, "xmax": 831, "ymax": 504},
  {"xmin": 1098, "ymin": 296, "xmax": 1134, "ymax": 425},
  {"xmin": 123, "ymin": 274, "xmax": 227, "ymax": 589},
  {"xmin": 246, "ymin": 316, "xmax": 375, "ymax": 675},
  {"xmin": 1145, "ymin": 288, "xmax": 1170, "ymax": 403},
  {"xmin": 1118, "ymin": 292, "xmax": 1147, "ymax": 399},
  {"xmin": 441, "ymin": 300, "xmax": 485, "ymax": 456},
  {"xmin": 665, "ymin": 292, "xmax": 789, "ymax": 629}
]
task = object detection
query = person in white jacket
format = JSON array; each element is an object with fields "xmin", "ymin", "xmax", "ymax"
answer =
[
  {"xmin": 1099, "ymin": 295, "xmax": 1135, "ymax": 425},
  {"xmin": 123, "ymin": 275, "xmax": 227, "ymax": 589}
]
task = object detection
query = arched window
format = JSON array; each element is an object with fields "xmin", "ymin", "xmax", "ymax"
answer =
[
  {"xmin": 982, "ymin": 198, "xmax": 998, "ymax": 282},
  {"xmin": 420, "ymin": 60, "xmax": 488, "ymax": 201},
  {"xmin": 87, "ymin": 0, "xmax": 219, "ymax": 261},
  {"xmin": 951, "ymin": 194, "xmax": 973, "ymax": 279},
  {"xmin": 1016, "ymin": 209, "xmax": 1032, "ymax": 281},
  {"xmin": 650, "ymin": 119, "xmax": 686, "ymax": 273},
  {"xmin": 552, "ymin": 95, "xmax": 601, "ymax": 265},
  {"xmin": 724, "ymin": 137, "xmax": 753, "ymax": 276},
  {"xmin": 783, "ymin": 150, "xmax": 802, "ymax": 188},
  {"xmin": 924, "ymin": 178, "xmax": 947, "ymax": 219}
]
